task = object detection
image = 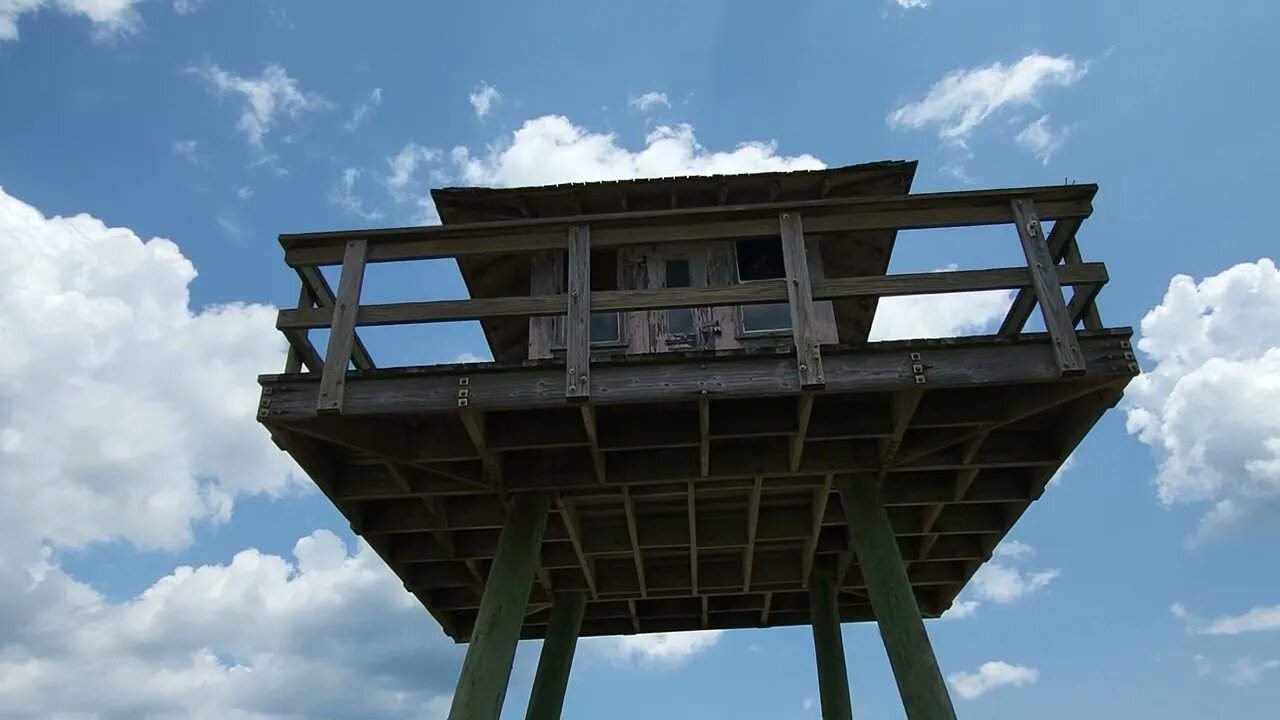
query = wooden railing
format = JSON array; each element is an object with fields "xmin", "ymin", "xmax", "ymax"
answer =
[{"xmin": 274, "ymin": 184, "xmax": 1106, "ymax": 414}]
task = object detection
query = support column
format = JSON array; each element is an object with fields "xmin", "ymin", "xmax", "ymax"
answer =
[
  {"xmin": 809, "ymin": 560, "xmax": 854, "ymax": 720},
  {"xmin": 837, "ymin": 474, "xmax": 957, "ymax": 720},
  {"xmin": 524, "ymin": 592, "xmax": 587, "ymax": 720},
  {"xmin": 448, "ymin": 492, "xmax": 552, "ymax": 720}
]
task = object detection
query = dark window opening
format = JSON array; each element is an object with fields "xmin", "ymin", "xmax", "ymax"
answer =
[
  {"xmin": 665, "ymin": 258, "xmax": 696, "ymax": 336},
  {"xmin": 561, "ymin": 249, "xmax": 621, "ymax": 344},
  {"xmin": 734, "ymin": 239, "xmax": 791, "ymax": 332}
]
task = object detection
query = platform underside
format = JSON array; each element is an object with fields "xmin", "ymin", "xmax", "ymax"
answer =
[{"xmin": 259, "ymin": 330, "xmax": 1136, "ymax": 642}]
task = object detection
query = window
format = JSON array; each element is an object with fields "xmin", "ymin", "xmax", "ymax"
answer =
[
  {"xmin": 734, "ymin": 238, "xmax": 791, "ymax": 332},
  {"xmin": 665, "ymin": 258, "xmax": 696, "ymax": 336},
  {"xmin": 563, "ymin": 249, "xmax": 621, "ymax": 344}
]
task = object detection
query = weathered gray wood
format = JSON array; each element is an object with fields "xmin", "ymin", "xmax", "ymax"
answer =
[
  {"xmin": 277, "ymin": 263, "xmax": 1109, "ymax": 330},
  {"xmin": 579, "ymin": 406, "xmax": 606, "ymax": 483},
  {"xmin": 688, "ymin": 480, "xmax": 699, "ymax": 594},
  {"xmin": 448, "ymin": 492, "xmax": 551, "ymax": 720},
  {"xmin": 809, "ymin": 562, "xmax": 855, "ymax": 720},
  {"xmin": 621, "ymin": 486, "xmax": 647, "ymax": 597},
  {"xmin": 805, "ymin": 237, "xmax": 839, "ymax": 345},
  {"xmin": 998, "ymin": 216, "xmax": 1079, "ymax": 336},
  {"xmin": 1010, "ymin": 199, "xmax": 1086, "ymax": 376},
  {"xmin": 565, "ymin": 226, "xmax": 590, "ymax": 400},
  {"xmin": 801, "ymin": 474, "xmax": 834, "ymax": 588},
  {"xmin": 527, "ymin": 252, "xmax": 562, "ymax": 360},
  {"xmin": 556, "ymin": 498, "xmax": 597, "ymax": 598},
  {"xmin": 790, "ymin": 393, "xmax": 816, "ymax": 471},
  {"xmin": 260, "ymin": 331, "xmax": 1136, "ymax": 418},
  {"xmin": 317, "ymin": 238, "xmax": 368, "ymax": 413},
  {"xmin": 698, "ymin": 397, "xmax": 711, "ymax": 477},
  {"xmin": 1061, "ymin": 236, "xmax": 1105, "ymax": 330},
  {"xmin": 838, "ymin": 475, "xmax": 957, "ymax": 720},
  {"xmin": 780, "ymin": 212, "xmax": 824, "ymax": 388},
  {"xmin": 743, "ymin": 475, "xmax": 763, "ymax": 590},
  {"xmin": 284, "ymin": 280, "xmax": 319, "ymax": 373},
  {"xmin": 282, "ymin": 184, "xmax": 1097, "ymax": 267},
  {"xmin": 525, "ymin": 592, "xmax": 587, "ymax": 720},
  {"xmin": 298, "ymin": 265, "xmax": 375, "ymax": 370}
]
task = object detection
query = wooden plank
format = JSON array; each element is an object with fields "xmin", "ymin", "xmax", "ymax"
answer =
[
  {"xmin": 621, "ymin": 487, "xmax": 647, "ymax": 597},
  {"xmin": 743, "ymin": 476, "xmax": 763, "ymax": 591},
  {"xmin": 688, "ymin": 481, "xmax": 699, "ymax": 595},
  {"xmin": 281, "ymin": 184, "xmax": 1097, "ymax": 266},
  {"xmin": 810, "ymin": 561, "xmax": 855, "ymax": 720},
  {"xmin": 698, "ymin": 398, "xmax": 711, "ymax": 477},
  {"xmin": 277, "ymin": 263, "xmax": 1109, "ymax": 330},
  {"xmin": 527, "ymin": 252, "xmax": 562, "ymax": 360},
  {"xmin": 557, "ymin": 498, "xmax": 598, "ymax": 599},
  {"xmin": 801, "ymin": 475, "xmax": 834, "ymax": 588},
  {"xmin": 1010, "ymin": 199, "xmax": 1085, "ymax": 376},
  {"xmin": 998, "ymin": 216, "xmax": 1081, "ymax": 337},
  {"xmin": 838, "ymin": 475, "xmax": 958, "ymax": 720},
  {"xmin": 565, "ymin": 226, "xmax": 590, "ymax": 401},
  {"xmin": 579, "ymin": 406, "xmax": 606, "ymax": 483},
  {"xmin": 525, "ymin": 592, "xmax": 587, "ymax": 720},
  {"xmin": 447, "ymin": 491, "xmax": 551, "ymax": 720},
  {"xmin": 298, "ymin": 265, "xmax": 374, "ymax": 370},
  {"xmin": 1060, "ymin": 234, "xmax": 1104, "ymax": 330},
  {"xmin": 789, "ymin": 393, "xmax": 815, "ymax": 472},
  {"xmin": 779, "ymin": 212, "xmax": 824, "ymax": 388},
  {"xmin": 284, "ymin": 280, "xmax": 320, "ymax": 373},
  {"xmin": 260, "ymin": 332, "xmax": 1136, "ymax": 419},
  {"xmin": 316, "ymin": 239, "xmax": 368, "ymax": 414}
]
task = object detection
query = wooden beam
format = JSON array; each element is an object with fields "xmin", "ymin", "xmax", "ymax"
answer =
[
  {"xmin": 281, "ymin": 184, "xmax": 1097, "ymax": 267},
  {"xmin": 780, "ymin": 212, "xmax": 824, "ymax": 389},
  {"xmin": 998, "ymin": 216, "xmax": 1081, "ymax": 337},
  {"xmin": 284, "ymin": 280, "xmax": 322, "ymax": 373},
  {"xmin": 761, "ymin": 591, "xmax": 774, "ymax": 625},
  {"xmin": 556, "ymin": 498, "xmax": 598, "ymax": 599},
  {"xmin": 277, "ymin": 263, "xmax": 1109, "ymax": 330},
  {"xmin": 810, "ymin": 561, "xmax": 854, "ymax": 720},
  {"xmin": 744, "ymin": 476, "xmax": 763, "ymax": 591},
  {"xmin": 1062, "ymin": 236, "xmax": 1105, "ymax": 330},
  {"xmin": 688, "ymin": 480, "xmax": 699, "ymax": 595},
  {"xmin": 447, "ymin": 491, "xmax": 551, "ymax": 720},
  {"xmin": 579, "ymin": 406, "xmax": 606, "ymax": 483},
  {"xmin": 801, "ymin": 475, "xmax": 834, "ymax": 588},
  {"xmin": 837, "ymin": 475, "xmax": 958, "ymax": 720},
  {"xmin": 524, "ymin": 592, "xmax": 586, "ymax": 720},
  {"xmin": 316, "ymin": 238, "xmax": 368, "ymax": 413},
  {"xmin": 565, "ymin": 225, "xmax": 590, "ymax": 402},
  {"xmin": 699, "ymin": 397, "xmax": 711, "ymax": 477},
  {"xmin": 917, "ymin": 432, "xmax": 987, "ymax": 563},
  {"xmin": 621, "ymin": 487, "xmax": 647, "ymax": 598},
  {"xmin": 790, "ymin": 393, "xmax": 815, "ymax": 472},
  {"xmin": 879, "ymin": 388, "xmax": 924, "ymax": 480},
  {"xmin": 1010, "ymin": 199, "xmax": 1085, "ymax": 376},
  {"xmin": 297, "ymin": 265, "xmax": 374, "ymax": 370}
]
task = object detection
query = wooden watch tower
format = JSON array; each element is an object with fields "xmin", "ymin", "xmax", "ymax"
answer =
[{"xmin": 257, "ymin": 160, "xmax": 1136, "ymax": 719}]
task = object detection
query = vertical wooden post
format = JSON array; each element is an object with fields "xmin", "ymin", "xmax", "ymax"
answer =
[
  {"xmin": 524, "ymin": 592, "xmax": 587, "ymax": 720},
  {"xmin": 565, "ymin": 225, "xmax": 591, "ymax": 401},
  {"xmin": 1061, "ymin": 235, "xmax": 1105, "ymax": 330},
  {"xmin": 1010, "ymin": 199, "xmax": 1085, "ymax": 376},
  {"xmin": 779, "ymin": 212, "xmax": 824, "ymax": 389},
  {"xmin": 284, "ymin": 280, "xmax": 315, "ymax": 373},
  {"xmin": 448, "ymin": 492, "xmax": 552, "ymax": 720},
  {"xmin": 837, "ymin": 474, "xmax": 957, "ymax": 720},
  {"xmin": 809, "ymin": 560, "xmax": 854, "ymax": 720},
  {"xmin": 317, "ymin": 238, "xmax": 368, "ymax": 413}
]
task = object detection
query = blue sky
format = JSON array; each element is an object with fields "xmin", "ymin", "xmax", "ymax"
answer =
[{"xmin": 1, "ymin": 0, "xmax": 1279, "ymax": 718}]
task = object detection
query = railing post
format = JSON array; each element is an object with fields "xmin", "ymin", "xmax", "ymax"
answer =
[
  {"xmin": 779, "ymin": 212, "xmax": 824, "ymax": 389},
  {"xmin": 1060, "ymin": 234, "xmax": 1105, "ymax": 330},
  {"xmin": 284, "ymin": 280, "xmax": 320, "ymax": 373},
  {"xmin": 1010, "ymin": 199, "xmax": 1086, "ymax": 376},
  {"xmin": 317, "ymin": 238, "xmax": 368, "ymax": 413},
  {"xmin": 565, "ymin": 225, "xmax": 591, "ymax": 402}
]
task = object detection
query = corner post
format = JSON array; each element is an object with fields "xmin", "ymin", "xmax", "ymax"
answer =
[
  {"xmin": 524, "ymin": 592, "xmax": 587, "ymax": 720},
  {"xmin": 448, "ymin": 492, "xmax": 552, "ymax": 720},
  {"xmin": 317, "ymin": 238, "xmax": 368, "ymax": 412},
  {"xmin": 779, "ymin": 212, "xmax": 824, "ymax": 389},
  {"xmin": 809, "ymin": 559, "xmax": 854, "ymax": 720},
  {"xmin": 836, "ymin": 474, "xmax": 957, "ymax": 720},
  {"xmin": 565, "ymin": 225, "xmax": 591, "ymax": 401}
]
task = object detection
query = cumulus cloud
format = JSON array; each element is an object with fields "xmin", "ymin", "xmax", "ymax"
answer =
[
  {"xmin": 943, "ymin": 541, "xmax": 1058, "ymax": 618},
  {"xmin": 1124, "ymin": 259, "xmax": 1280, "ymax": 542},
  {"xmin": 469, "ymin": 82, "xmax": 501, "ymax": 119},
  {"xmin": 0, "ymin": 187, "xmax": 301, "ymax": 551},
  {"xmin": 190, "ymin": 63, "xmax": 326, "ymax": 147},
  {"xmin": 1, "ymin": 0, "xmax": 142, "ymax": 41},
  {"xmin": 1227, "ymin": 658, "xmax": 1280, "ymax": 687},
  {"xmin": 628, "ymin": 91, "xmax": 671, "ymax": 113},
  {"xmin": 947, "ymin": 661, "xmax": 1039, "ymax": 699},
  {"xmin": 1172, "ymin": 602, "xmax": 1280, "ymax": 636},
  {"xmin": 329, "ymin": 167, "xmax": 383, "ymax": 221},
  {"xmin": 941, "ymin": 599, "xmax": 980, "ymax": 620},
  {"xmin": 1015, "ymin": 114, "xmax": 1070, "ymax": 165},
  {"xmin": 345, "ymin": 87, "xmax": 383, "ymax": 132},
  {"xmin": 871, "ymin": 265, "xmax": 1013, "ymax": 341},
  {"xmin": 0, "ymin": 530, "xmax": 460, "ymax": 718},
  {"xmin": 585, "ymin": 630, "xmax": 723, "ymax": 668},
  {"xmin": 381, "ymin": 143, "xmax": 442, "ymax": 223},
  {"xmin": 888, "ymin": 54, "xmax": 1086, "ymax": 149}
]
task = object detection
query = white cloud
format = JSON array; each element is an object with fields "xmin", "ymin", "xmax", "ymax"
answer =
[
  {"xmin": 454, "ymin": 352, "xmax": 489, "ymax": 363},
  {"xmin": 948, "ymin": 661, "xmax": 1039, "ymax": 700},
  {"xmin": 329, "ymin": 167, "xmax": 383, "ymax": 222},
  {"xmin": 970, "ymin": 563, "xmax": 1059, "ymax": 603},
  {"xmin": 1172, "ymin": 602, "xmax": 1280, "ymax": 635},
  {"xmin": 451, "ymin": 115, "xmax": 824, "ymax": 188},
  {"xmin": 236, "ymin": 186, "xmax": 254, "ymax": 200},
  {"xmin": 1015, "ymin": 114, "xmax": 1069, "ymax": 165},
  {"xmin": 0, "ymin": 530, "xmax": 460, "ymax": 718},
  {"xmin": 190, "ymin": 63, "xmax": 326, "ymax": 147},
  {"xmin": 871, "ymin": 266, "xmax": 1013, "ymax": 341},
  {"xmin": 0, "ymin": 186, "xmax": 299, "ymax": 552},
  {"xmin": 1124, "ymin": 259, "xmax": 1280, "ymax": 542},
  {"xmin": 171, "ymin": 139, "xmax": 200, "ymax": 164},
  {"xmin": 216, "ymin": 214, "xmax": 241, "ymax": 237},
  {"xmin": 345, "ymin": 87, "xmax": 383, "ymax": 132},
  {"xmin": 382, "ymin": 143, "xmax": 441, "ymax": 223},
  {"xmin": 941, "ymin": 599, "xmax": 980, "ymax": 620},
  {"xmin": 1227, "ymin": 658, "xmax": 1280, "ymax": 686},
  {"xmin": 585, "ymin": 630, "xmax": 723, "ymax": 668},
  {"xmin": 993, "ymin": 540, "xmax": 1036, "ymax": 559},
  {"xmin": 172, "ymin": 0, "xmax": 203, "ymax": 14},
  {"xmin": 1, "ymin": 0, "xmax": 142, "ymax": 41},
  {"xmin": 628, "ymin": 91, "xmax": 671, "ymax": 113},
  {"xmin": 888, "ymin": 54, "xmax": 1086, "ymax": 147},
  {"xmin": 894, "ymin": 0, "xmax": 931, "ymax": 7},
  {"xmin": 468, "ymin": 82, "xmax": 501, "ymax": 119}
]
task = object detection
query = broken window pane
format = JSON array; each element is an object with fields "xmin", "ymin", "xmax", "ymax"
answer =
[{"xmin": 735, "ymin": 238, "xmax": 791, "ymax": 332}]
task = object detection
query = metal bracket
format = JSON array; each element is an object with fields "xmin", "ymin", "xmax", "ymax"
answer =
[{"xmin": 910, "ymin": 352, "xmax": 926, "ymax": 385}]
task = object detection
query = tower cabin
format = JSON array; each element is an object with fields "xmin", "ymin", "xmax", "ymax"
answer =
[{"xmin": 259, "ymin": 160, "xmax": 1137, "ymax": 720}]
